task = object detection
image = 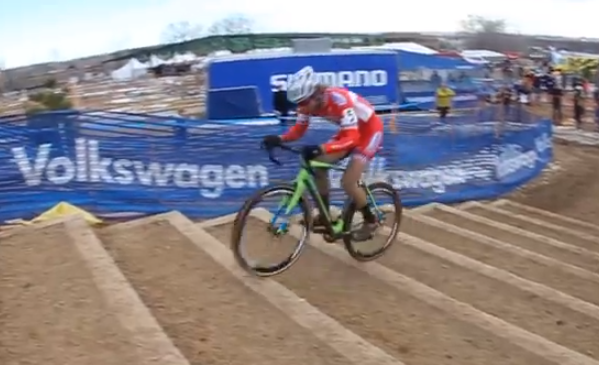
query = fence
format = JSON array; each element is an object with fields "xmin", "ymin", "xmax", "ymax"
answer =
[{"xmin": 0, "ymin": 108, "xmax": 552, "ymax": 221}]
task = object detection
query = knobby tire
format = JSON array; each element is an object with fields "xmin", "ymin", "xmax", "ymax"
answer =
[
  {"xmin": 231, "ymin": 183, "xmax": 313, "ymax": 277},
  {"xmin": 341, "ymin": 181, "xmax": 403, "ymax": 261}
]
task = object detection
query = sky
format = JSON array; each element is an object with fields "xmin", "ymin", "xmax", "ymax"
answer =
[{"xmin": 0, "ymin": 0, "xmax": 598, "ymax": 68}]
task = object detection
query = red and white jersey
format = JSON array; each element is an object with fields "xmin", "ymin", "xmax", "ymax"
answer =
[{"xmin": 281, "ymin": 87, "xmax": 383, "ymax": 154}]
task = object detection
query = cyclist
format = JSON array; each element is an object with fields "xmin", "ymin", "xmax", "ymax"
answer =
[{"xmin": 262, "ymin": 66, "xmax": 384, "ymax": 240}]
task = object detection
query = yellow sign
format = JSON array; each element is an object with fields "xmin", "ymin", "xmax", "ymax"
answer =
[{"xmin": 5, "ymin": 202, "xmax": 102, "ymax": 226}]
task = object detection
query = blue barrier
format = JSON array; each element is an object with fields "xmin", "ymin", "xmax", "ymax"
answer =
[
  {"xmin": 206, "ymin": 86, "xmax": 262, "ymax": 119},
  {"xmin": 0, "ymin": 109, "xmax": 552, "ymax": 221}
]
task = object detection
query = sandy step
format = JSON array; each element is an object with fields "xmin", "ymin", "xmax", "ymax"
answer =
[
  {"xmin": 0, "ymin": 221, "xmax": 153, "ymax": 365},
  {"xmin": 98, "ymin": 215, "xmax": 349, "ymax": 365},
  {"xmin": 423, "ymin": 207, "xmax": 599, "ymax": 306},
  {"xmin": 424, "ymin": 203, "xmax": 599, "ymax": 273},
  {"xmin": 206, "ymin": 217, "xmax": 559, "ymax": 365},
  {"xmin": 493, "ymin": 200, "xmax": 599, "ymax": 236},
  {"xmin": 249, "ymin": 210, "xmax": 599, "ymax": 365},
  {"xmin": 378, "ymin": 215, "xmax": 599, "ymax": 359},
  {"xmin": 466, "ymin": 205, "xmax": 599, "ymax": 253}
]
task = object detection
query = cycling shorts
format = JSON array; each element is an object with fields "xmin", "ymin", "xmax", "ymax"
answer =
[
  {"xmin": 352, "ymin": 130, "xmax": 383, "ymax": 162},
  {"xmin": 328, "ymin": 129, "xmax": 383, "ymax": 163}
]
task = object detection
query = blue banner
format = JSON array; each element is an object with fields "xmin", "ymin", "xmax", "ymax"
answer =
[
  {"xmin": 0, "ymin": 110, "xmax": 552, "ymax": 221},
  {"xmin": 207, "ymin": 51, "xmax": 399, "ymax": 113}
]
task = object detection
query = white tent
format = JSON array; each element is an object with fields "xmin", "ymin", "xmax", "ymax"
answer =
[
  {"xmin": 461, "ymin": 49, "xmax": 505, "ymax": 60},
  {"xmin": 354, "ymin": 42, "xmax": 437, "ymax": 55},
  {"xmin": 208, "ymin": 50, "xmax": 232, "ymax": 57},
  {"xmin": 149, "ymin": 55, "xmax": 165, "ymax": 67},
  {"xmin": 110, "ymin": 58, "xmax": 147, "ymax": 81},
  {"xmin": 202, "ymin": 50, "xmax": 233, "ymax": 64},
  {"xmin": 164, "ymin": 53, "xmax": 182, "ymax": 64},
  {"xmin": 182, "ymin": 52, "xmax": 199, "ymax": 61},
  {"xmin": 245, "ymin": 47, "xmax": 292, "ymax": 54},
  {"xmin": 166, "ymin": 52, "xmax": 198, "ymax": 64}
]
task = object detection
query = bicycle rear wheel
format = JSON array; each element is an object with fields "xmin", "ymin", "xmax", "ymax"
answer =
[
  {"xmin": 341, "ymin": 181, "xmax": 403, "ymax": 261},
  {"xmin": 231, "ymin": 184, "xmax": 313, "ymax": 277}
]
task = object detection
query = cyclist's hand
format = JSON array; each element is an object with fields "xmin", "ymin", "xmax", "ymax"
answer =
[
  {"xmin": 261, "ymin": 135, "xmax": 282, "ymax": 149},
  {"xmin": 300, "ymin": 144, "xmax": 323, "ymax": 160}
]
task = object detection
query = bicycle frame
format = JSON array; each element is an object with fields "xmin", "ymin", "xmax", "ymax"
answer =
[{"xmin": 269, "ymin": 159, "xmax": 345, "ymax": 236}]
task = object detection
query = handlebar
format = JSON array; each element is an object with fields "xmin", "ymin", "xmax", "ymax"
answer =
[
  {"xmin": 264, "ymin": 143, "xmax": 322, "ymax": 176},
  {"xmin": 264, "ymin": 144, "xmax": 302, "ymax": 166}
]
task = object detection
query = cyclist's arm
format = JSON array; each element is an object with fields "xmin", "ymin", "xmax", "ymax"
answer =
[
  {"xmin": 322, "ymin": 108, "xmax": 360, "ymax": 153},
  {"xmin": 281, "ymin": 114, "xmax": 309, "ymax": 142}
]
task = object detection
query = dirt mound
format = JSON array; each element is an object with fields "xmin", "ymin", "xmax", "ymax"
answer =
[{"xmin": 507, "ymin": 141, "xmax": 599, "ymax": 222}]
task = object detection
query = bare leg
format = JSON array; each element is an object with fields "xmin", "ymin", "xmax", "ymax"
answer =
[
  {"xmin": 312, "ymin": 152, "xmax": 347, "ymax": 222},
  {"xmin": 343, "ymin": 154, "xmax": 379, "ymax": 241}
]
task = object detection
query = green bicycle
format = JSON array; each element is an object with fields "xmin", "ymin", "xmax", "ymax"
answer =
[{"xmin": 231, "ymin": 144, "xmax": 403, "ymax": 277}]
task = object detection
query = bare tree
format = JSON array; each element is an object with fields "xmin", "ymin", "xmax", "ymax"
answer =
[
  {"xmin": 207, "ymin": 15, "xmax": 254, "ymax": 36},
  {"xmin": 461, "ymin": 15, "xmax": 506, "ymax": 34},
  {"xmin": 460, "ymin": 15, "xmax": 526, "ymax": 52},
  {"xmin": 161, "ymin": 21, "xmax": 204, "ymax": 43}
]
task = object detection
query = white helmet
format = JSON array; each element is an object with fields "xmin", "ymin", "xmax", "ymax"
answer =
[{"xmin": 286, "ymin": 66, "xmax": 318, "ymax": 104}]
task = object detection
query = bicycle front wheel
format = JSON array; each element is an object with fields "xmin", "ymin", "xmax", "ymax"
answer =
[
  {"xmin": 231, "ymin": 184, "xmax": 313, "ymax": 277},
  {"xmin": 341, "ymin": 181, "xmax": 403, "ymax": 261}
]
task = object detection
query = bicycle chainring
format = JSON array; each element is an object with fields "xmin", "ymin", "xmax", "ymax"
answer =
[{"xmin": 322, "ymin": 233, "xmax": 338, "ymax": 243}]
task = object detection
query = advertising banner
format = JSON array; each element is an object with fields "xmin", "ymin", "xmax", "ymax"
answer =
[
  {"xmin": 0, "ymin": 112, "xmax": 552, "ymax": 221},
  {"xmin": 207, "ymin": 51, "xmax": 399, "ymax": 113}
]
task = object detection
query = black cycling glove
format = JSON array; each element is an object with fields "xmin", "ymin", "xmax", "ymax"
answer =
[
  {"xmin": 261, "ymin": 135, "xmax": 282, "ymax": 149},
  {"xmin": 300, "ymin": 144, "xmax": 323, "ymax": 160}
]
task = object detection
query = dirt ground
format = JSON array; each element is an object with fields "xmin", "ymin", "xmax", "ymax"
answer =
[
  {"xmin": 506, "ymin": 102, "xmax": 599, "ymax": 222},
  {"xmin": 0, "ymin": 225, "xmax": 143, "ymax": 365},
  {"xmin": 529, "ymin": 100, "xmax": 598, "ymax": 131}
]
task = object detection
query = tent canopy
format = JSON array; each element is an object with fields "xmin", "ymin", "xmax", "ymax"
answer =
[
  {"xmin": 461, "ymin": 49, "xmax": 505, "ymax": 59},
  {"xmin": 110, "ymin": 58, "xmax": 148, "ymax": 80},
  {"xmin": 149, "ymin": 55, "xmax": 165, "ymax": 67},
  {"xmin": 397, "ymin": 50, "xmax": 477, "ymax": 70},
  {"xmin": 368, "ymin": 42, "xmax": 437, "ymax": 54}
]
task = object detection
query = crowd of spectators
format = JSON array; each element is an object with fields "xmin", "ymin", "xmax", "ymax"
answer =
[
  {"xmin": 271, "ymin": 57, "xmax": 599, "ymax": 132},
  {"xmin": 471, "ymin": 59, "xmax": 599, "ymax": 131}
]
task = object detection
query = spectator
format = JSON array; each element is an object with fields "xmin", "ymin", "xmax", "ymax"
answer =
[
  {"xmin": 571, "ymin": 75, "xmax": 583, "ymax": 90},
  {"xmin": 573, "ymin": 84, "xmax": 585, "ymax": 129},
  {"xmin": 272, "ymin": 85, "xmax": 291, "ymax": 125},
  {"xmin": 531, "ymin": 71, "xmax": 543, "ymax": 104},
  {"xmin": 435, "ymin": 82, "xmax": 455, "ymax": 122},
  {"xmin": 548, "ymin": 77, "xmax": 563, "ymax": 125},
  {"xmin": 490, "ymin": 85, "xmax": 513, "ymax": 136},
  {"xmin": 497, "ymin": 85, "xmax": 513, "ymax": 119},
  {"xmin": 523, "ymin": 70, "xmax": 535, "ymax": 89},
  {"xmin": 513, "ymin": 80, "xmax": 532, "ymax": 123},
  {"xmin": 594, "ymin": 88, "xmax": 599, "ymax": 131},
  {"xmin": 430, "ymin": 71, "xmax": 442, "ymax": 88},
  {"xmin": 514, "ymin": 80, "xmax": 530, "ymax": 105}
]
